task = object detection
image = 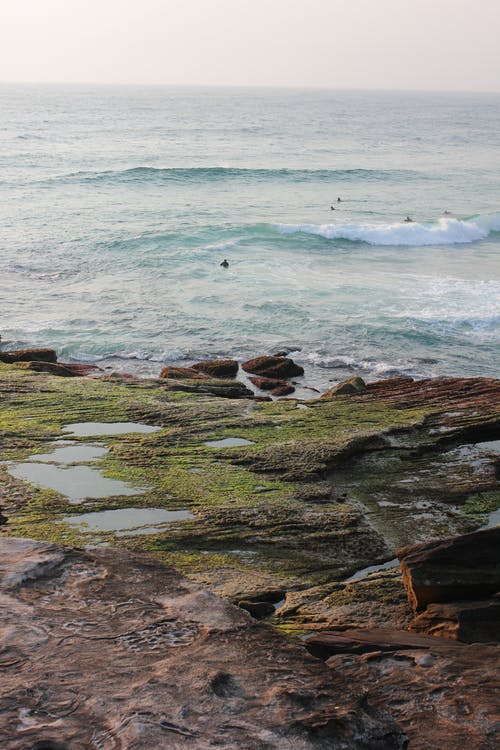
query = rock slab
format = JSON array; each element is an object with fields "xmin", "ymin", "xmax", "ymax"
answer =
[
  {"xmin": 0, "ymin": 537, "xmax": 405, "ymax": 750},
  {"xmin": 398, "ymin": 527, "xmax": 500, "ymax": 611}
]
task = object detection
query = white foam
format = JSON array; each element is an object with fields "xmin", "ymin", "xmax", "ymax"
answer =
[{"xmin": 277, "ymin": 214, "xmax": 500, "ymax": 247}]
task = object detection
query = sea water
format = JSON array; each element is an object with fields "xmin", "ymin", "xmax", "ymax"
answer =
[{"xmin": 1, "ymin": 85, "xmax": 499, "ymax": 390}]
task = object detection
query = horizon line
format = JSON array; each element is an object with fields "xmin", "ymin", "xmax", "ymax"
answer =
[{"xmin": 1, "ymin": 80, "xmax": 500, "ymax": 96}]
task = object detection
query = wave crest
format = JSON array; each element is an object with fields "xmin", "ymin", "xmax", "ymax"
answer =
[
  {"xmin": 278, "ymin": 214, "xmax": 500, "ymax": 247},
  {"xmin": 55, "ymin": 165, "xmax": 419, "ymax": 185}
]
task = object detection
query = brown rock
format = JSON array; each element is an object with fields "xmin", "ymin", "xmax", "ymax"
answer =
[
  {"xmin": 161, "ymin": 378, "xmax": 253, "ymax": 399},
  {"xmin": 304, "ymin": 627, "xmax": 468, "ymax": 660},
  {"xmin": 0, "ymin": 537, "xmax": 405, "ymax": 749},
  {"xmin": 410, "ymin": 599, "xmax": 500, "ymax": 643},
  {"xmin": 0, "ymin": 347, "xmax": 57, "ymax": 364},
  {"xmin": 241, "ymin": 355, "xmax": 304, "ymax": 379},
  {"xmin": 59, "ymin": 362, "xmax": 101, "ymax": 376},
  {"xmin": 191, "ymin": 359, "xmax": 238, "ymax": 378},
  {"xmin": 249, "ymin": 376, "xmax": 287, "ymax": 390},
  {"xmin": 159, "ymin": 366, "xmax": 209, "ymax": 379},
  {"xmin": 398, "ymin": 527, "xmax": 500, "ymax": 611},
  {"xmin": 321, "ymin": 376, "xmax": 367, "ymax": 398},
  {"xmin": 322, "ymin": 629, "xmax": 500, "ymax": 750},
  {"xmin": 14, "ymin": 361, "xmax": 76, "ymax": 377},
  {"xmin": 271, "ymin": 384, "xmax": 296, "ymax": 396}
]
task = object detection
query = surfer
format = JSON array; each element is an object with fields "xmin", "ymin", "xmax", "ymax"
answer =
[
  {"xmin": 443, "ymin": 210, "xmax": 452, "ymax": 215},
  {"xmin": 337, "ymin": 197, "xmax": 342, "ymax": 202},
  {"xmin": 404, "ymin": 216, "xmax": 413, "ymax": 223},
  {"xmin": 220, "ymin": 259, "xmax": 229, "ymax": 268},
  {"xmin": 330, "ymin": 205, "xmax": 336, "ymax": 211}
]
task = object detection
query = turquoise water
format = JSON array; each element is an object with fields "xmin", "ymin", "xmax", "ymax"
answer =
[{"xmin": 1, "ymin": 85, "xmax": 499, "ymax": 389}]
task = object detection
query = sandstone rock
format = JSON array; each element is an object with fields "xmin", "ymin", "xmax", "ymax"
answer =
[
  {"xmin": 191, "ymin": 359, "xmax": 238, "ymax": 378},
  {"xmin": 242, "ymin": 355, "xmax": 304, "ymax": 379},
  {"xmin": 305, "ymin": 627, "xmax": 472, "ymax": 659},
  {"xmin": 14, "ymin": 360, "xmax": 76, "ymax": 377},
  {"xmin": 0, "ymin": 348, "xmax": 57, "ymax": 364},
  {"xmin": 398, "ymin": 527, "xmax": 500, "ymax": 611},
  {"xmin": 272, "ymin": 384, "xmax": 296, "ymax": 396},
  {"xmin": 161, "ymin": 378, "xmax": 253, "ymax": 398},
  {"xmin": 59, "ymin": 362, "xmax": 101, "ymax": 376},
  {"xmin": 321, "ymin": 376, "xmax": 367, "ymax": 398},
  {"xmin": 249, "ymin": 376, "xmax": 288, "ymax": 390},
  {"xmin": 159, "ymin": 365, "xmax": 209, "ymax": 379},
  {"xmin": 323, "ymin": 631, "xmax": 500, "ymax": 750},
  {"xmin": 0, "ymin": 537, "xmax": 406, "ymax": 750},
  {"xmin": 410, "ymin": 598, "xmax": 500, "ymax": 643}
]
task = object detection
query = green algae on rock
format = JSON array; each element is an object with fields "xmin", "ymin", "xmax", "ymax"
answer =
[{"xmin": 0, "ymin": 363, "xmax": 499, "ymax": 613}]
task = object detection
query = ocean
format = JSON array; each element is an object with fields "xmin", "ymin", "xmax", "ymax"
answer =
[{"xmin": 1, "ymin": 84, "xmax": 499, "ymax": 391}]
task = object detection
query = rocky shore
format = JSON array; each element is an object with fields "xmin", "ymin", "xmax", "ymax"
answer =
[{"xmin": 0, "ymin": 347, "xmax": 499, "ymax": 748}]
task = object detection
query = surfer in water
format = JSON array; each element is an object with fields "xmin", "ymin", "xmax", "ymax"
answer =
[
  {"xmin": 337, "ymin": 197, "xmax": 342, "ymax": 202},
  {"xmin": 220, "ymin": 259, "xmax": 229, "ymax": 268},
  {"xmin": 330, "ymin": 205, "xmax": 336, "ymax": 211},
  {"xmin": 404, "ymin": 216, "xmax": 413, "ymax": 223}
]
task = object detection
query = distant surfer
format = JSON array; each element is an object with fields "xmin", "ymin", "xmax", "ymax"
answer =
[
  {"xmin": 330, "ymin": 205, "xmax": 336, "ymax": 211},
  {"xmin": 337, "ymin": 197, "xmax": 342, "ymax": 202},
  {"xmin": 404, "ymin": 216, "xmax": 413, "ymax": 223},
  {"xmin": 220, "ymin": 259, "xmax": 229, "ymax": 268},
  {"xmin": 443, "ymin": 210, "xmax": 452, "ymax": 216}
]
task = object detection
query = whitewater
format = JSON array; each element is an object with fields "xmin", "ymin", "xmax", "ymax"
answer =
[{"xmin": 0, "ymin": 85, "xmax": 499, "ymax": 389}]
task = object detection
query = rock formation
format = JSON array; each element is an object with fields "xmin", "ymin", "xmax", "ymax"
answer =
[
  {"xmin": 241, "ymin": 355, "xmax": 304, "ymax": 379},
  {"xmin": 0, "ymin": 537, "xmax": 406, "ymax": 750}
]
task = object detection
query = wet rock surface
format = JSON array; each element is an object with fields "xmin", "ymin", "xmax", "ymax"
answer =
[
  {"xmin": 191, "ymin": 359, "xmax": 239, "ymax": 378},
  {"xmin": 0, "ymin": 368, "xmax": 498, "ymax": 607},
  {"xmin": 321, "ymin": 376, "xmax": 367, "ymax": 398},
  {"xmin": 0, "ymin": 537, "xmax": 406, "ymax": 750},
  {"xmin": 242, "ymin": 355, "xmax": 304, "ymax": 379},
  {"xmin": 0, "ymin": 348, "xmax": 57, "ymax": 364}
]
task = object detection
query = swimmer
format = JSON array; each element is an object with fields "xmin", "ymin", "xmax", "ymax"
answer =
[
  {"xmin": 220, "ymin": 259, "xmax": 229, "ymax": 268},
  {"xmin": 404, "ymin": 216, "xmax": 413, "ymax": 223}
]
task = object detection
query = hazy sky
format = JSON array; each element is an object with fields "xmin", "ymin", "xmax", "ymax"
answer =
[{"xmin": 1, "ymin": 0, "xmax": 499, "ymax": 91}]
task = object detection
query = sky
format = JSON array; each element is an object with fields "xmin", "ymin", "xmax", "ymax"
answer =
[{"xmin": 1, "ymin": 0, "xmax": 499, "ymax": 91}]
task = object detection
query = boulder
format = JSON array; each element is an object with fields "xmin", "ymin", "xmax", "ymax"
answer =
[
  {"xmin": 409, "ymin": 598, "xmax": 500, "ymax": 644},
  {"xmin": 321, "ymin": 376, "xmax": 367, "ymax": 398},
  {"xmin": 0, "ymin": 348, "xmax": 57, "ymax": 364},
  {"xmin": 397, "ymin": 527, "xmax": 500, "ymax": 611},
  {"xmin": 241, "ymin": 355, "xmax": 304, "ymax": 379},
  {"xmin": 249, "ymin": 376, "xmax": 286, "ymax": 391},
  {"xmin": 191, "ymin": 359, "xmax": 238, "ymax": 378},
  {"xmin": 159, "ymin": 366, "xmax": 209, "ymax": 380}
]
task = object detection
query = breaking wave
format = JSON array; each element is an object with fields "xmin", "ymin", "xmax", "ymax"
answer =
[{"xmin": 278, "ymin": 214, "xmax": 500, "ymax": 247}]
